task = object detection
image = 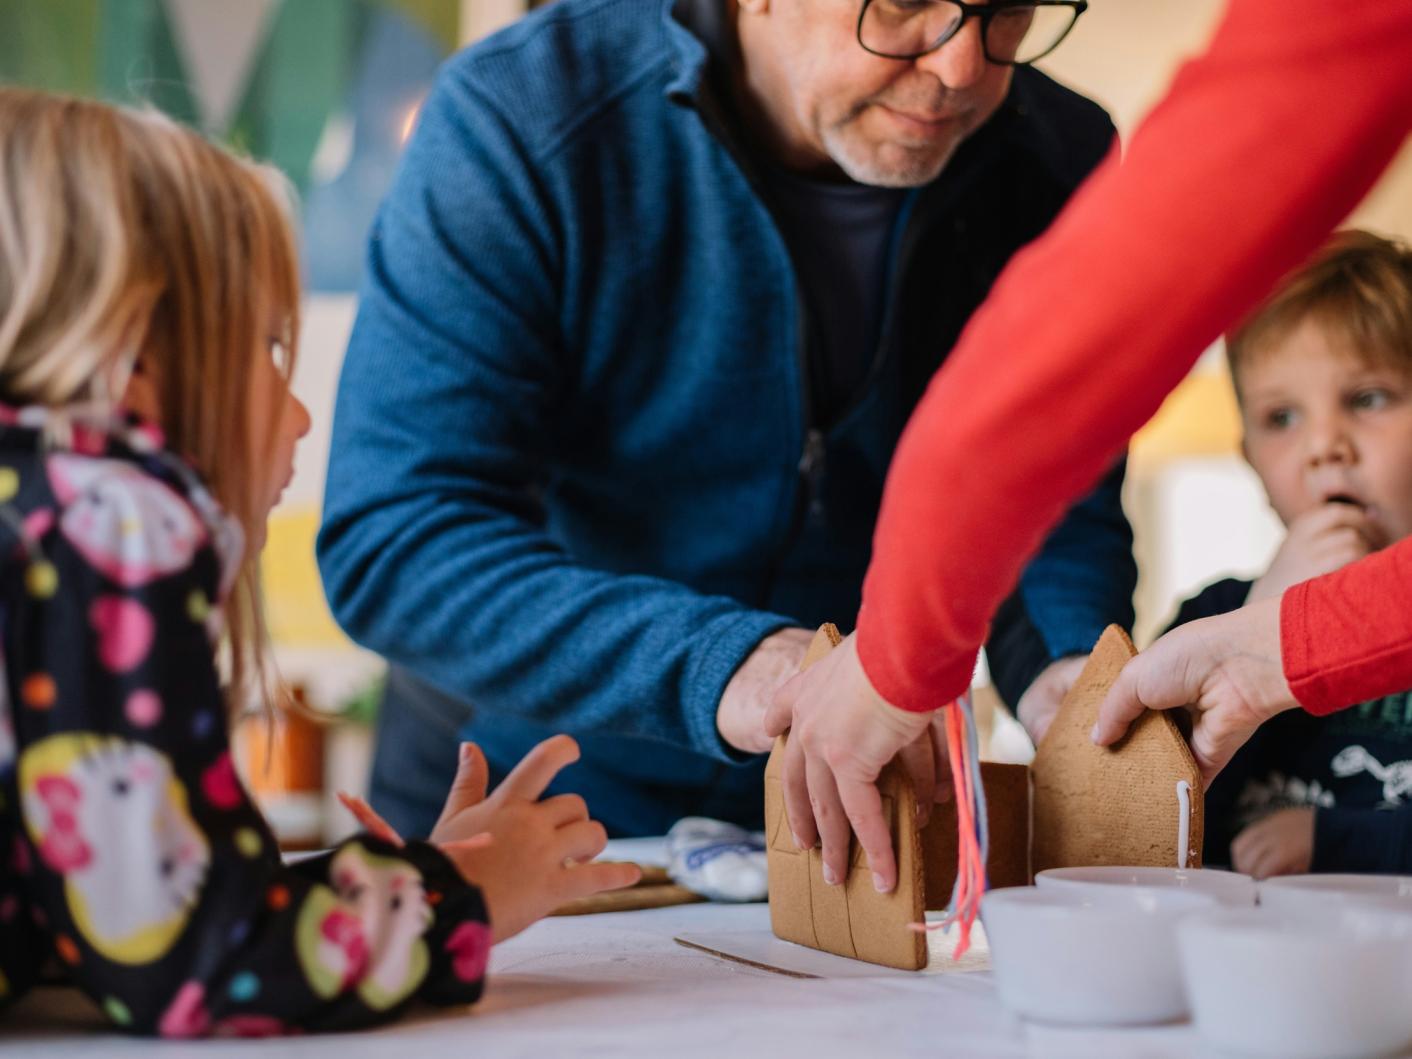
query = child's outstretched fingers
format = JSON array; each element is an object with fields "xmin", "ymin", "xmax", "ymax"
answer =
[
  {"xmin": 556, "ymin": 819, "xmax": 609, "ymax": 864},
  {"xmin": 541, "ymin": 793, "xmax": 590, "ymax": 827},
  {"xmin": 338, "ymin": 791, "xmax": 405, "ymax": 847},
  {"xmin": 562, "ymin": 861, "xmax": 643, "ymax": 902},
  {"xmin": 501, "ymin": 734, "xmax": 580, "ymax": 800},
  {"xmin": 440, "ymin": 832, "xmax": 495, "ymax": 854}
]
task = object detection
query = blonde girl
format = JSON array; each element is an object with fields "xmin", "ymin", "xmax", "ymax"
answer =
[{"xmin": 0, "ymin": 88, "xmax": 634, "ymax": 1037}]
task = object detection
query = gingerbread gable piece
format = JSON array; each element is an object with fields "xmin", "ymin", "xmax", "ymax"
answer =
[
  {"xmin": 766, "ymin": 624, "xmax": 1203, "ymax": 971},
  {"xmin": 1031, "ymin": 624, "xmax": 1204, "ymax": 875}
]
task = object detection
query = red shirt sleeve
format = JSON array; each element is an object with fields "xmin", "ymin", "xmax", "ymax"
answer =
[
  {"xmin": 855, "ymin": 0, "xmax": 1412, "ymax": 711},
  {"xmin": 1282, "ymin": 540, "xmax": 1412, "ymax": 716}
]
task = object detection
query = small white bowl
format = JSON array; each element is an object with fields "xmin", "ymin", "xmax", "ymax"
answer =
[
  {"xmin": 1259, "ymin": 874, "xmax": 1412, "ymax": 916},
  {"xmin": 981, "ymin": 885, "xmax": 1216, "ymax": 1026},
  {"xmin": 1036, "ymin": 866, "xmax": 1257, "ymax": 907},
  {"xmin": 1179, "ymin": 906, "xmax": 1412, "ymax": 1059}
]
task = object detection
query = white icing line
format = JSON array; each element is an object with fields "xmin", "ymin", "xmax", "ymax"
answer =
[{"xmin": 1175, "ymin": 780, "xmax": 1192, "ymax": 869}]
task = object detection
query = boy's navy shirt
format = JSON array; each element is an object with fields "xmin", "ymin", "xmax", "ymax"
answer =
[
  {"xmin": 1172, "ymin": 578, "xmax": 1412, "ymax": 872},
  {"xmin": 318, "ymin": 0, "xmax": 1137, "ymax": 836}
]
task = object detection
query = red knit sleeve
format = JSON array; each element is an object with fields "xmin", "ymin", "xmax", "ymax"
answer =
[
  {"xmin": 856, "ymin": 0, "xmax": 1412, "ymax": 711},
  {"xmin": 1281, "ymin": 540, "xmax": 1412, "ymax": 716}
]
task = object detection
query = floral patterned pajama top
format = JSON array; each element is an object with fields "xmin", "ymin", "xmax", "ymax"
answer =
[{"xmin": 0, "ymin": 405, "xmax": 491, "ymax": 1036}]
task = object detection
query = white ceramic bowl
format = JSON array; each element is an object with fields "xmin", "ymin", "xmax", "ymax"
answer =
[
  {"xmin": 1259, "ymin": 874, "xmax": 1412, "ymax": 916},
  {"xmin": 1179, "ymin": 906, "xmax": 1412, "ymax": 1059},
  {"xmin": 1036, "ymin": 866, "xmax": 1257, "ymax": 907},
  {"xmin": 981, "ymin": 885, "xmax": 1217, "ymax": 1026}
]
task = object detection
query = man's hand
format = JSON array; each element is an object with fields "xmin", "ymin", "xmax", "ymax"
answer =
[
  {"xmin": 1247, "ymin": 502, "xmax": 1384, "ymax": 603},
  {"xmin": 716, "ymin": 627, "xmax": 814, "ymax": 754},
  {"xmin": 1230, "ymin": 807, "xmax": 1315, "ymax": 878},
  {"xmin": 1014, "ymin": 654, "xmax": 1086, "ymax": 745},
  {"xmin": 762, "ymin": 633, "xmax": 934, "ymax": 893},
  {"xmin": 1092, "ymin": 595, "xmax": 1297, "ymax": 784}
]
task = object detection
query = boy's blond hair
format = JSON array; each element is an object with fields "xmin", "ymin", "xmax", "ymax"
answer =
[
  {"xmin": 1227, "ymin": 229, "xmax": 1412, "ymax": 392},
  {"xmin": 0, "ymin": 88, "xmax": 301, "ymax": 713}
]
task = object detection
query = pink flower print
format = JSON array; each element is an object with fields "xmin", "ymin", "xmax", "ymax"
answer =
[
  {"xmin": 89, "ymin": 596, "xmax": 155, "ymax": 672},
  {"xmin": 200, "ymin": 753, "xmax": 244, "ymax": 811},
  {"xmin": 21, "ymin": 508, "xmax": 53, "ymax": 543},
  {"xmin": 125, "ymin": 689, "xmax": 162, "ymax": 727},
  {"xmin": 32, "ymin": 775, "xmax": 92, "ymax": 873},
  {"xmin": 321, "ymin": 908, "xmax": 370, "ymax": 991},
  {"xmin": 47, "ymin": 455, "xmax": 206, "ymax": 587},
  {"xmin": 159, "ymin": 981, "xmax": 211, "ymax": 1039},
  {"xmin": 445, "ymin": 921, "xmax": 492, "ymax": 983}
]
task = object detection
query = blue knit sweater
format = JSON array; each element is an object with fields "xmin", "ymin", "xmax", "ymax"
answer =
[{"xmin": 318, "ymin": 0, "xmax": 1135, "ymax": 834}]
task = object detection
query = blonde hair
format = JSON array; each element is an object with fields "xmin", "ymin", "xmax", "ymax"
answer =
[
  {"xmin": 1228, "ymin": 229, "xmax": 1412, "ymax": 393},
  {"xmin": 0, "ymin": 87, "xmax": 301, "ymax": 714}
]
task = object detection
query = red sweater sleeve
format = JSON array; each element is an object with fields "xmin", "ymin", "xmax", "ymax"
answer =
[
  {"xmin": 1282, "ymin": 540, "xmax": 1412, "ymax": 715},
  {"xmin": 856, "ymin": 0, "xmax": 1412, "ymax": 711}
]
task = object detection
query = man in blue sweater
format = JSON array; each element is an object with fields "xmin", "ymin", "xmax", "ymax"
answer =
[{"xmin": 318, "ymin": 0, "xmax": 1136, "ymax": 837}]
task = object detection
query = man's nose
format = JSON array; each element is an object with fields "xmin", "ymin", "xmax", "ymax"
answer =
[{"xmin": 912, "ymin": 17, "xmax": 988, "ymax": 90}]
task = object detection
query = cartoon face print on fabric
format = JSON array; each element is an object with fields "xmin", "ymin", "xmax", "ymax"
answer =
[
  {"xmin": 47, "ymin": 455, "xmax": 207, "ymax": 587},
  {"xmin": 19, "ymin": 733, "xmax": 210, "ymax": 963},
  {"xmin": 295, "ymin": 842, "xmax": 433, "ymax": 1010}
]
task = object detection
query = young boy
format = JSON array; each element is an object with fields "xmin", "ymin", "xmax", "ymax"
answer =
[{"xmin": 1170, "ymin": 230, "xmax": 1412, "ymax": 878}]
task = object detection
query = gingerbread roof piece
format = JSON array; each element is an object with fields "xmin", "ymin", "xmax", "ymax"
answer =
[{"xmin": 1030, "ymin": 624, "xmax": 1203, "ymax": 874}]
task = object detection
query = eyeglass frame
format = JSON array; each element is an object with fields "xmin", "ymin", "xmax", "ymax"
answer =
[{"xmin": 855, "ymin": 0, "xmax": 1088, "ymax": 66}]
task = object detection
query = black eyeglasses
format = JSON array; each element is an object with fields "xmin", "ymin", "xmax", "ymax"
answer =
[{"xmin": 857, "ymin": 0, "xmax": 1087, "ymax": 65}]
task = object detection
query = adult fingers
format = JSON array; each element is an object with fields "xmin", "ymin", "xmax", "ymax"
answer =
[
  {"xmin": 781, "ymin": 732, "xmax": 818, "ymax": 851},
  {"xmin": 836, "ymin": 772, "xmax": 897, "ymax": 893},
  {"xmin": 543, "ymin": 793, "xmax": 590, "ymax": 828},
  {"xmin": 555, "ymin": 818, "xmax": 610, "ymax": 864},
  {"xmin": 763, "ymin": 671, "xmax": 803, "ymax": 738},
  {"xmin": 501, "ymin": 734, "xmax": 580, "ymax": 801},
  {"xmin": 1188, "ymin": 711, "xmax": 1260, "ymax": 787},
  {"xmin": 1092, "ymin": 657, "xmax": 1166, "ymax": 747},
  {"xmin": 1092, "ymin": 631, "xmax": 1207, "ymax": 747},
  {"xmin": 807, "ymin": 755, "xmax": 853, "ymax": 887}
]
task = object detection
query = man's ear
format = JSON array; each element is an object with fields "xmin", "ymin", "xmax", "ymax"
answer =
[{"xmin": 737, "ymin": 0, "xmax": 769, "ymax": 16}]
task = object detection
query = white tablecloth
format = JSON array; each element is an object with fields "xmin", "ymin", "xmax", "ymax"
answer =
[{"xmin": 1, "ymin": 898, "xmax": 1217, "ymax": 1058}]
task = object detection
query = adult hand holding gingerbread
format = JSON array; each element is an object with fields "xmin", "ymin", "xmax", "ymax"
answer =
[{"xmin": 762, "ymin": 633, "xmax": 934, "ymax": 894}]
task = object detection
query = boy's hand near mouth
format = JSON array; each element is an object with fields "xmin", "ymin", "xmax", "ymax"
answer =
[{"xmin": 1247, "ymin": 498, "xmax": 1387, "ymax": 603}]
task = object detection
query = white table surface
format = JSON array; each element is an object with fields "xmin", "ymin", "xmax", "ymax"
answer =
[{"xmin": 2, "ymin": 838, "xmax": 1216, "ymax": 1058}]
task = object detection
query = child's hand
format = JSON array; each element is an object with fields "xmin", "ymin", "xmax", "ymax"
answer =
[
  {"xmin": 1230, "ymin": 807, "xmax": 1315, "ymax": 878},
  {"xmin": 432, "ymin": 735, "xmax": 641, "ymax": 942},
  {"xmin": 1248, "ymin": 502, "xmax": 1384, "ymax": 603}
]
